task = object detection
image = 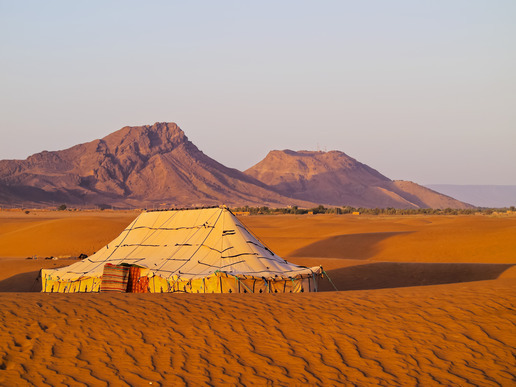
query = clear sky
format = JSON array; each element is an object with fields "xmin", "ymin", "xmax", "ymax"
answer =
[{"xmin": 1, "ymin": 1, "xmax": 515, "ymax": 185}]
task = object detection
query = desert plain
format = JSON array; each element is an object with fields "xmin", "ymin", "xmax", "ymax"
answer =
[{"xmin": 0, "ymin": 209, "xmax": 515, "ymax": 386}]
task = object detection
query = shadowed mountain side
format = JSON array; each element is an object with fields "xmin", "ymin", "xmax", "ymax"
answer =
[
  {"xmin": 390, "ymin": 180, "xmax": 475, "ymax": 209},
  {"xmin": 288, "ymin": 232, "xmax": 412, "ymax": 259},
  {"xmin": 318, "ymin": 262, "xmax": 516, "ymax": 292}
]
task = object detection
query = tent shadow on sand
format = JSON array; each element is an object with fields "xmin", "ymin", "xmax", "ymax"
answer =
[
  {"xmin": 289, "ymin": 232, "xmax": 412, "ymax": 260},
  {"xmin": 0, "ymin": 270, "xmax": 43, "ymax": 292},
  {"xmin": 2, "ymin": 228, "xmax": 514, "ymax": 293},
  {"xmin": 289, "ymin": 232, "xmax": 515, "ymax": 291},
  {"xmin": 318, "ymin": 262, "xmax": 515, "ymax": 292}
]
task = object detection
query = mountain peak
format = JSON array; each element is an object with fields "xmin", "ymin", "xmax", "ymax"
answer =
[
  {"xmin": 268, "ymin": 149, "xmax": 349, "ymax": 159},
  {"xmin": 247, "ymin": 149, "xmax": 387, "ymax": 181},
  {"xmin": 0, "ymin": 122, "xmax": 312, "ymax": 208},
  {"xmin": 101, "ymin": 122, "xmax": 188, "ymax": 155},
  {"xmin": 0, "ymin": 123, "xmax": 472, "ymax": 209},
  {"xmin": 245, "ymin": 149, "xmax": 472, "ymax": 209}
]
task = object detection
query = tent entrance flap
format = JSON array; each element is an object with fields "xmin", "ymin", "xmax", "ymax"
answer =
[{"xmin": 98, "ymin": 264, "xmax": 150, "ymax": 293}]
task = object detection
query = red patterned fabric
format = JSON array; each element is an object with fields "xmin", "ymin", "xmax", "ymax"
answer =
[
  {"xmin": 137, "ymin": 276, "xmax": 149, "ymax": 293},
  {"xmin": 127, "ymin": 266, "xmax": 149, "ymax": 293}
]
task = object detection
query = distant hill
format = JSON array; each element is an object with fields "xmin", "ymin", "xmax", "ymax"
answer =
[
  {"xmin": 0, "ymin": 122, "xmax": 473, "ymax": 209},
  {"xmin": 425, "ymin": 185, "xmax": 516, "ymax": 208},
  {"xmin": 245, "ymin": 150, "xmax": 472, "ymax": 209},
  {"xmin": 0, "ymin": 123, "xmax": 312, "ymax": 208}
]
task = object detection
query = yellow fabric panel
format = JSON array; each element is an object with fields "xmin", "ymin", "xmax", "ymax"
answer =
[
  {"xmin": 40, "ymin": 278, "xmax": 100, "ymax": 293},
  {"xmin": 148, "ymin": 275, "xmax": 169, "ymax": 293},
  {"xmin": 65, "ymin": 278, "xmax": 99, "ymax": 293},
  {"xmin": 176, "ymin": 280, "xmax": 191, "ymax": 293},
  {"xmin": 218, "ymin": 273, "xmax": 239, "ymax": 294},
  {"xmin": 231, "ymin": 277, "xmax": 253, "ymax": 293},
  {"xmin": 138, "ymin": 273, "xmax": 320, "ymax": 294},
  {"xmin": 41, "ymin": 278, "xmax": 59, "ymax": 293},
  {"xmin": 189, "ymin": 278, "xmax": 204, "ymax": 293},
  {"xmin": 270, "ymin": 279, "xmax": 293, "ymax": 293},
  {"xmin": 248, "ymin": 277, "xmax": 269, "ymax": 294},
  {"xmin": 204, "ymin": 275, "xmax": 221, "ymax": 293}
]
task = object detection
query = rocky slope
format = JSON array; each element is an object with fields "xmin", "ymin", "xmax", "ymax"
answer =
[
  {"xmin": 0, "ymin": 123, "xmax": 312, "ymax": 208},
  {"xmin": 244, "ymin": 150, "xmax": 472, "ymax": 209},
  {"xmin": 0, "ymin": 124, "xmax": 472, "ymax": 209}
]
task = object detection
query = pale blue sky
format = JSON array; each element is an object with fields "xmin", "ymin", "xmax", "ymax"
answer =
[{"xmin": 1, "ymin": 1, "xmax": 515, "ymax": 184}]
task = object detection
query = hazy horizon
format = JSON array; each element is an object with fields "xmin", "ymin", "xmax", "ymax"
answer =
[{"xmin": 1, "ymin": 1, "xmax": 515, "ymax": 185}]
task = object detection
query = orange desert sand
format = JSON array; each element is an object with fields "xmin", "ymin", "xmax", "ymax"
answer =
[{"xmin": 0, "ymin": 210, "xmax": 515, "ymax": 386}]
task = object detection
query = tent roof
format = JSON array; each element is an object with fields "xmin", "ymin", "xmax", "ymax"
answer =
[{"xmin": 48, "ymin": 206, "xmax": 319, "ymax": 281}]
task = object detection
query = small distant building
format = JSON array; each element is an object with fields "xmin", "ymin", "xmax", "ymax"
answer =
[
  {"xmin": 352, "ymin": 212, "xmax": 360, "ymax": 216},
  {"xmin": 233, "ymin": 211, "xmax": 250, "ymax": 216}
]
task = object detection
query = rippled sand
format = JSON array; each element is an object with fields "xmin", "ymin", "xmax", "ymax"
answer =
[
  {"xmin": 1, "ymin": 280, "xmax": 514, "ymax": 386},
  {"xmin": 0, "ymin": 211, "xmax": 515, "ymax": 386}
]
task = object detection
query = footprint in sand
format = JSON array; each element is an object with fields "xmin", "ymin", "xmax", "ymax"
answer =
[
  {"xmin": 38, "ymin": 321, "xmax": 57, "ymax": 332},
  {"xmin": 0, "ymin": 353, "xmax": 16, "ymax": 370},
  {"xmin": 13, "ymin": 338, "xmax": 33, "ymax": 350}
]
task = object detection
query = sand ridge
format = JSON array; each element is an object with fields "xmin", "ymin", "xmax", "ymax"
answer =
[
  {"xmin": 0, "ymin": 211, "xmax": 138, "ymax": 258},
  {"xmin": 0, "ymin": 211, "xmax": 515, "ymax": 385},
  {"xmin": 0, "ymin": 280, "xmax": 514, "ymax": 386},
  {"xmin": 2, "ymin": 211, "xmax": 515, "ymax": 263},
  {"xmin": 243, "ymin": 214, "xmax": 516, "ymax": 263}
]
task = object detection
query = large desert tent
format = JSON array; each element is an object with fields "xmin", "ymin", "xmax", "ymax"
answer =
[{"xmin": 41, "ymin": 206, "xmax": 324, "ymax": 293}]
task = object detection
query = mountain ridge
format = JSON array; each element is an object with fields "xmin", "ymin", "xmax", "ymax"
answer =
[
  {"xmin": 0, "ymin": 123, "xmax": 312, "ymax": 208},
  {"xmin": 0, "ymin": 123, "xmax": 472, "ymax": 209},
  {"xmin": 244, "ymin": 149, "xmax": 472, "ymax": 209}
]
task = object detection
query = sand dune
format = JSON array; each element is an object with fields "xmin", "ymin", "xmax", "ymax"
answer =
[
  {"xmin": 0, "ymin": 210, "xmax": 137, "ymax": 258},
  {"xmin": 244, "ymin": 214, "xmax": 516, "ymax": 263},
  {"xmin": 0, "ymin": 280, "xmax": 514, "ymax": 386},
  {"xmin": 0, "ymin": 211, "xmax": 515, "ymax": 385},
  {"xmin": 2, "ymin": 211, "xmax": 515, "ymax": 263}
]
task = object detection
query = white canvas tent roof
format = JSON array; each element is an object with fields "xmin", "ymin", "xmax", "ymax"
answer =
[{"xmin": 41, "ymin": 206, "xmax": 322, "ymax": 293}]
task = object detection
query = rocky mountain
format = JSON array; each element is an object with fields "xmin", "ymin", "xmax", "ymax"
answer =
[
  {"xmin": 0, "ymin": 123, "xmax": 472, "ymax": 209},
  {"xmin": 0, "ymin": 123, "xmax": 313, "ymax": 208},
  {"xmin": 244, "ymin": 150, "xmax": 472, "ymax": 209}
]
